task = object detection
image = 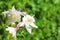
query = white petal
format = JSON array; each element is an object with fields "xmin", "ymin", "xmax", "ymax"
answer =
[
  {"xmin": 25, "ymin": 24, "xmax": 32, "ymax": 34},
  {"xmin": 12, "ymin": 32, "xmax": 16, "ymax": 37},
  {"xmin": 30, "ymin": 23, "xmax": 38, "ymax": 28},
  {"xmin": 6, "ymin": 27, "xmax": 11, "ymax": 31},
  {"xmin": 17, "ymin": 22, "xmax": 24, "ymax": 27},
  {"xmin": 2, "ymin": 11, "xmax": 9, "ymax": 14},
  {"xmin": 12, "ymin": 6, "xmax": 16, "ymax": 11},
  {"xmin": 21, "ymin": 12, "xmax": 26, "ymax": 16},
  {"xmin": 6, "ymin": 27, "xmax": 9, "ymax": 30},
  {"xmin": 22, "ymin": 15, "xmax": 27, "ymax": 22}
]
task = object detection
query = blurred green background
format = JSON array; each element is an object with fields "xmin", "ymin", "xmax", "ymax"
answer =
[{"xmin": 0, "ymin": 0, "xmax": 60, "ymax": 40}]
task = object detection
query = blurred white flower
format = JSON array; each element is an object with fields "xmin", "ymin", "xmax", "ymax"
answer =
[
  {"xmin": 2, "ymin": 6, "xmax": 26, "ymax": 25},
  {"xmin": 22, "ymin": 15, "xmax": 38, "ymax": 34},
  {"xmin": 6, "ymin": 27, "xmax": 16, "ymax": 37},
  {"xmin": 6, "ymin": 27, "xmax": 20, "ymax": 37}
]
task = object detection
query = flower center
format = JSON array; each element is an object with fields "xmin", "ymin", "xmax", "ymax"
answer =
[
  {"xmin": 27, "ymin": 18, "xmax": 33, "ymax": 23},
  {"xmin": 12, "ymin": 14, "xmax": 15, "ymax": 19}
]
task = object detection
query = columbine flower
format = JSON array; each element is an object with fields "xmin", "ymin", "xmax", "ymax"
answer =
[
  {"xmin": 6, "ymin": 27, "xmax": 16, "ymax": 37},
  {"xmin": 22, "ymin": 15, "xmax": 38, "ymax": 34},
  {"xmin": 6, "ymin": 27, "xmax": 19, "ymax": 37},
  {"xmin": 2, "ymin": 6, "xmax": 26, "ymax": 25}
]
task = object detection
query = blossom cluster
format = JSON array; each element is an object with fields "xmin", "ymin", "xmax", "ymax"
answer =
[{"xmin": 2, "ymin": 6, "xmax": 38, "ymax": 37}]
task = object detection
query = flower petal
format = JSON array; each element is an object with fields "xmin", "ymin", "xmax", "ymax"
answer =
[
  {"xmin": 6, "ymin": 27, "xmax": 12, "ymax": 31},
  {"xmin": 21, "ymin": 12, "xmax": 26, "ymax": 16},
  {"xmin": 25, "ymin": 24, "xmax": 32, "ymax": 34},
  {"xmin": 30, "ymin": 23, "xmax": 38, "ymax": 28},
  {"xmin": 17, "ymin": 22, "xmax": 24, "ymax": 27},
  {"xmin": 11, "ymin": 6, "xmax": 16, "ymax": 12},
  {"xmin": 12, "ymin": 32, "xmax": 16, "ymax": 37},
  {"xmin": 2, "ymin": 11, "xmax": 9, "ymax": 14}
]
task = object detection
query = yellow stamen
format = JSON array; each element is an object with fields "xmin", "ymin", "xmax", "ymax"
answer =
[
  {"xmin": 4, "ymin": 14, "xmax": 6, "ymax": 17},
  {"xmin": 12, "ymin": 14, "xmax": 15, "ymax": 19},
  {"xmin": 27, "ymin": 18, "xmax": 33, "ymax": 23}
]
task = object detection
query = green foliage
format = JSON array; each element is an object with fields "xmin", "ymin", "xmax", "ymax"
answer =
[{"xmin": 0, "ymin": 0, "xmax": 60, "ymax": 40}]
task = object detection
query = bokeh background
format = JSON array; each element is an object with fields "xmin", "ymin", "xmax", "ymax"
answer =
[{"xmin": 0, "ymin": 0, "xmax": 60, "ymax": 40}]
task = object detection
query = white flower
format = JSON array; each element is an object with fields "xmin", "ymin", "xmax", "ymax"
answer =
[
  {"xmin": 6, "ymin": 27, "xmax": 16, "ymax": 37},
  {"xmin": 2, "ymin": 6, "xmax": 26, "ymax": 25},
  {"xmin": 22, "ymin": 15, "xmax": 38, "ymax": 34}
]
